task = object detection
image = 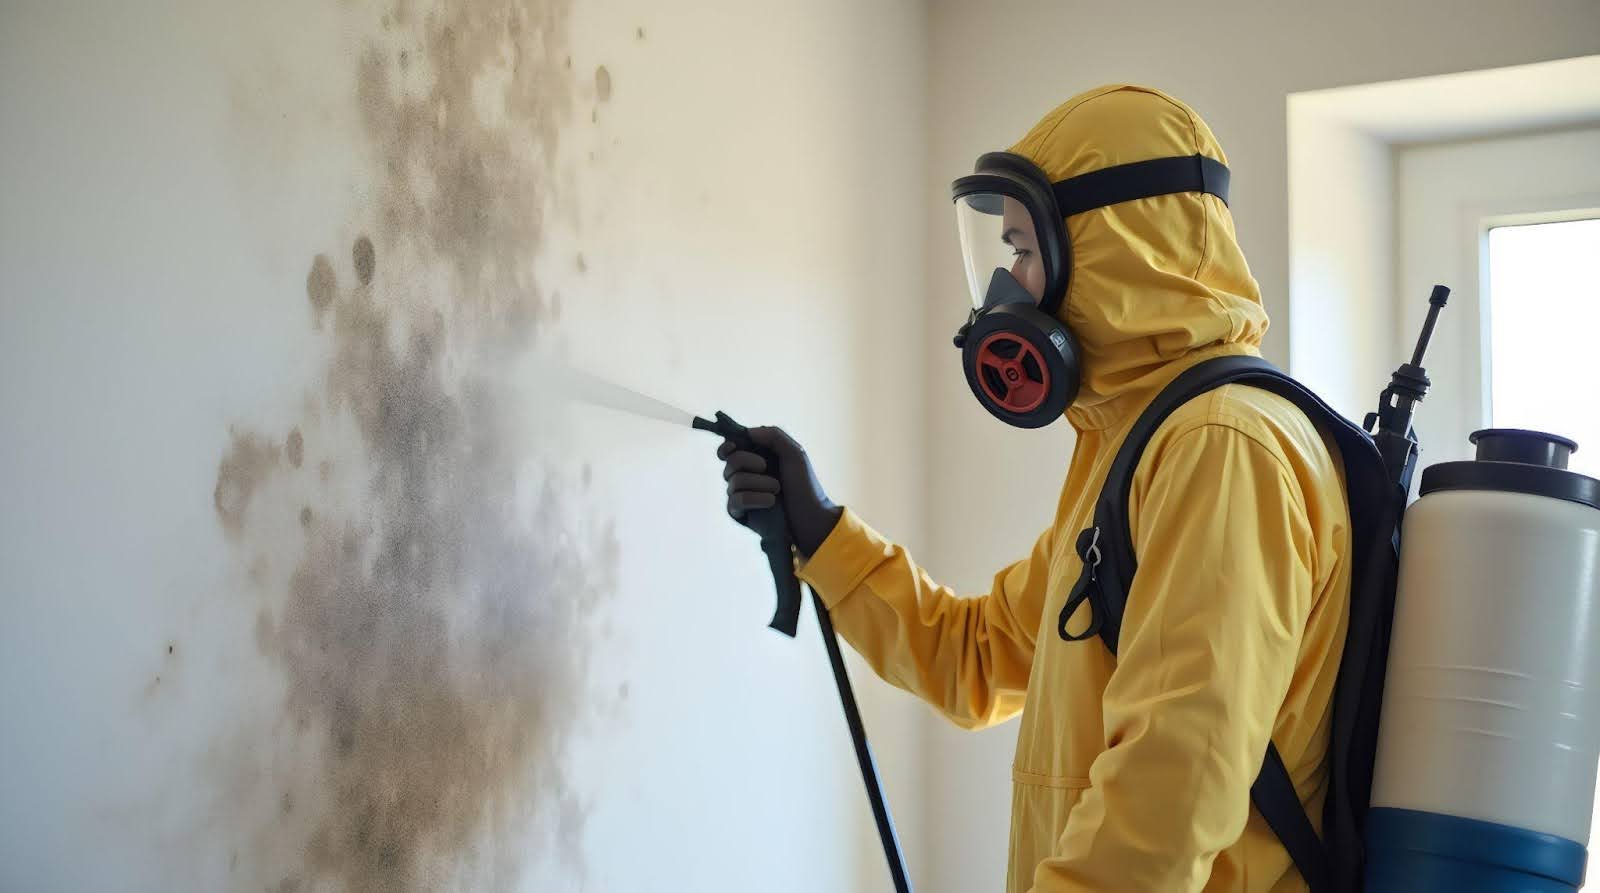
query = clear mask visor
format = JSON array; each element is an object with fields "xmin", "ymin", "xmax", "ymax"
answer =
[{"xmin": 954, "ymin": 192, "xmax": 1049, "ymax": 310}]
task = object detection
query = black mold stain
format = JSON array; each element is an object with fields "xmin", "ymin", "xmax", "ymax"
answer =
[
  {"xmin": 214, "ymin": 1, "xmax": 618, "ymax": 890},
  {"xmin": 635, "ymin": 26, "xmax": 644, "ymax": 40},
  {"xmin": 285, "ymin": 429, "xmax": 304, "ymax": 469},
  {"xmin": 306, "ymin": 255, "xmax": 336, "ymax": 323},
  {"xmin": 352, "ymin": 236, "xmax": 375, "ymax": 286},
  {"xmin": 594, "ymin": 65, "xmax": 611, "ymax": 102}
]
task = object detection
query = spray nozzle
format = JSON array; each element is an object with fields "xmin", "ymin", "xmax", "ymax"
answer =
[{"xmin": 692, "ymin": 411, "xmax": 754, "ymax": 450}]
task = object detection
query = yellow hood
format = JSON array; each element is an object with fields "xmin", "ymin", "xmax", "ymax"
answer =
[{"xmin": 1008, "ymin": 84, "xmax": 1268, "ymax": 430}]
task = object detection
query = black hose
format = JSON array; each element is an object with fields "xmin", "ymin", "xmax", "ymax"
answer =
[{"xmin": 812, "ymin": 587, "xmax": 914, "ymax": 893}]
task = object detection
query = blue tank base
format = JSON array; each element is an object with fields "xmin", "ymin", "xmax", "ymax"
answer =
[
  {"xmin": 1366, "ymin": 854, "xmax": 1578, "ymax": 892},
  {"xmin": 1366, "ymin": 807, "xmax": 1587, "ymax": 893}
]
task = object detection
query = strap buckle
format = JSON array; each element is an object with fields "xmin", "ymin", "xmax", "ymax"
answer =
[{"xmin": 1058, "ymin": 525, "xmax": 1106, "ymax": 641}]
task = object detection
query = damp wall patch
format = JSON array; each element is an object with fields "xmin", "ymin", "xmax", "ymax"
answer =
[{"xmin": 210, "ymin": 2, "xmax": 618, "ymax": 889}]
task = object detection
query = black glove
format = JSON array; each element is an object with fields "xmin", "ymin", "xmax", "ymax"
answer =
[{"xmin": 718, "ymin": 426, "xmax": 843, "ymax": 558}]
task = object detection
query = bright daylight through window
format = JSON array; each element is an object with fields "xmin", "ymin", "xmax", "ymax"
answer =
[{"xmin": 1487, "ymin": 216, "xmax": 1600, "ymax": 478}]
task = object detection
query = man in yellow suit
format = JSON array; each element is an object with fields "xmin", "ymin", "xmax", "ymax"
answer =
[{"xmin": 720, "ymin": 84, "xmax": 1351, "ymax": 892}]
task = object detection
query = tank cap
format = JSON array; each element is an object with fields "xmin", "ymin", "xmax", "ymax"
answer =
[{"xmin": 1469, "ymin": 428, "xmax": 1577, "ymax": 469}]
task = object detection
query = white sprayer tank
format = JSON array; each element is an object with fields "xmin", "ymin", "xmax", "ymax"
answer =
[{"xmin": 1367, "ymin": 429, "xmax": 1600, "ymax": 892}]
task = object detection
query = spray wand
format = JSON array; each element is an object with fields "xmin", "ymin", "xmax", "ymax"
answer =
[
  {"xmin": 533, "ymin": 358, "xmax": 910, "ymax": 889},
  {"xmin": 693, "ymin": 411, "xmax": 914, "ymax": 893}
]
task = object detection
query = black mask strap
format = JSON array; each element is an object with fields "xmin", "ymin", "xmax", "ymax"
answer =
[{"xmin": 1052, "ymin": 154, "xmax": 1230, "ymax": 218}]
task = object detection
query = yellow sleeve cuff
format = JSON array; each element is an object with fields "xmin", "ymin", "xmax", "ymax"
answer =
[{"xmin": 796, "ymin": 507, "xmax": 894, "ymax": 610}]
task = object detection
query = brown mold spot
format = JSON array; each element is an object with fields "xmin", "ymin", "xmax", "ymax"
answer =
[
  {"xmin": 594, "ymin": 65, "xmax": 612, "ymax": 102},
  {"xmin": 635, "ymin": 26, "xmax": 644, "ymax": 39},
  {"xmin": 299, "ymin": 507, "xmax": 312, "ymax": 527},
  {"xmin": 214, "ymin": 431, "xmax": 281, "ymax": 540},
  {"xmin": 575, "ymin": 252, "xmax": 586, "ymax": 273},
  {"xmin": 352, "ymin": 236, "xmax": 376, "ymax": 286},
  {"xmin": 306, "ymin": 255, "xmax": 336, "ymax": 321},
  {"xmin": 285, "ymin": 429, "xmax": 304, "ymax": 469}
]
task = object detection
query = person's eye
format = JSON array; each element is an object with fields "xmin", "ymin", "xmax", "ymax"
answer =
[{"xmin": 1011, "ymin": 247, "xmax": 1032, "ymax": 259}]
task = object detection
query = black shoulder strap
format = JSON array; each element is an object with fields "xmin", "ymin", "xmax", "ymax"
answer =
[{"xmin": 1061, "ymin": 354, "xmax": 1388, "ymax": 893}]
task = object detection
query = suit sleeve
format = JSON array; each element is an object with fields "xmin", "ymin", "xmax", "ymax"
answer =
[
  {"xmin": 797, "ymin": 508, "xmax": 1054, "ymax": 729},
  {"xmin": 1030, "ymin": 424, "xmax": 1318, "ymax": 891}
]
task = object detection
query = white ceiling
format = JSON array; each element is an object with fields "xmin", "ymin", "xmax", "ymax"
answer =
[{"xmin": 1291, "ymin": 54, "xmax": 1600, "ymax": 144}]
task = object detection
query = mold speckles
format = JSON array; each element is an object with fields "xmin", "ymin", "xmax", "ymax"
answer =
[
  {"xmin": 306, "ymin": 255, "xmax": 337, "ymax": 320},
  {"xmin": 352, "ymin": 236, "xmax": 375, "ymax": 286},
  {"xmin": 575, "ymin": 252, "xmax": 586, "ymax": 274},
  {"xmin": 214, "ymin": 431, "xmax": 281, "ymax": 540},
  {"xmin": 594, "ymin": 65, "xmax": 612, "ymax": 102},
  {"xmin": 214, "ymin": 1, "xmax": 617, "ymax": 889},
  {"xmin": 635, "ymin": 26, "xmax": 645, "ymax": 40},
  {"xmin": 285, "ymin": 429, "xmax": 304, "ymax": 469}
]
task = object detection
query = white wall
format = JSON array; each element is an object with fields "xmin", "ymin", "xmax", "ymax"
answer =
[
  {"xmin": 0, "ymin": 1, "xmax": 927, "ymax": 891},
  {"xmin": 1286, "ymin": 110, "xmax": 1394, "ymax": 422},
  {"xmin": 922, "ymin": 3, "xmax": 1600, "ymax": 891}
]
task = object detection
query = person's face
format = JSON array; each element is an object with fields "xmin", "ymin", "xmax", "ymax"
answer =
[{"xmin": 1001, "ymin": 197, "xmax": 1047, "ymax": 303}]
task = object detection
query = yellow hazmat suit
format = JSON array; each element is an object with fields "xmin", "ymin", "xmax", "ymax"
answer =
[{"xmin": 798, "ymin": 85, "xmax": 1352, "ymax": 892}]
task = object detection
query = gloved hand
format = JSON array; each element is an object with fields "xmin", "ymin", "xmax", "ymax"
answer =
[{"xmin": 718, "ymin": 427, "xmax": 843, "ymax": 558}]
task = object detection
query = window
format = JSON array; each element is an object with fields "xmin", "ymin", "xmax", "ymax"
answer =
[{"xmin": 1485, "ymin": 215, "xmax": 1600, "ymax": 477}]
